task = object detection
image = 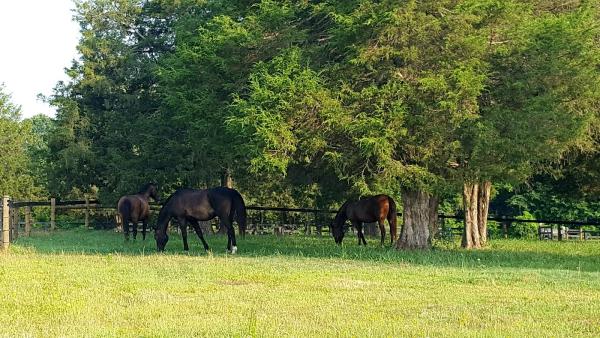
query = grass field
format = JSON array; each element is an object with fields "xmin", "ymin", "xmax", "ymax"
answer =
[{"xmin": 1, "ymin": 229, "xmax": 599, "ymax": 337}]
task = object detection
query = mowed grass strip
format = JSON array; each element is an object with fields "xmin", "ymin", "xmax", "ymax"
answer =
[{"xmin": 0, "ymin": 229, "xmax": 599, "ymax": 337}]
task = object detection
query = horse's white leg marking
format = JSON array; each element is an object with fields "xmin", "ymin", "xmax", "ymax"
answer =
[{"xmin": 231, "ymin": 246, "xmax": 237, "ymax": 254}]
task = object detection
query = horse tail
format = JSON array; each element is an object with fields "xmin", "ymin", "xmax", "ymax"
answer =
[
  {"xmin": 117, "ymin": 198, "xmax": 131, "ymax": 232},
  {"xmin": 387, "ymin": 196, "xmax": 398, "ymax": 243},
  {"xmin": 118, "ymin": 198, "xmax": 131, "ymax": 220},
  {"xmin": 232, "ymin": 191, "xmax": 247, "ymax": 238}
]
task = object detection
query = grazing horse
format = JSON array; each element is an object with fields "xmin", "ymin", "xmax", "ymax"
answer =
[
  {"xmin": 154, "ymin": 187, "xmax": 247, "ymax": 253},
  {"xmin": 331, "ymin": 194, "xmax": 398, "ymax": 246},
  {"xmin": 117, "ymin": 183, "xmax": 160, "ymax": 240}
]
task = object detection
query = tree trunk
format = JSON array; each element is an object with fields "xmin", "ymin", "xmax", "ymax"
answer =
[
  {"xmin": 396, "ymin": 190, "xmax": 438, "ymax": 250},
  {"xmin": 428, "ymin": 196, "xmax": 439, "ymax": 243},
  {"xmin": 478, "ymin": 181, "xmax": 491, "ymax": 245},
  {"xmin": 462, "ymin": 183, "xmax": 480, "ymax": 249},
  {"xmin": 199, "ymin": 221, "xmax": 213, "ymax": 236},
  {"xmin": 462, "ymin": 181, "xmax": 491, "ymax": 249}
]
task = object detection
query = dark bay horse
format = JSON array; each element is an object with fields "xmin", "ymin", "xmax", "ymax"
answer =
[
  {"xmin": 117, "ymin": 183, "xmax": 160, "ymax": 240},
  {"xmin": 154, "ymin": 187, "xmax": 247, "ymax": 253},
  {"xmin": 331, "ymin": 194, "xmax": 398, "ymax": 246}
]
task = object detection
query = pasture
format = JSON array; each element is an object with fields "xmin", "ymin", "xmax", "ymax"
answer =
[{"xmin": 1, "ymin": 229, "xmax": 599, "ymax": 337}]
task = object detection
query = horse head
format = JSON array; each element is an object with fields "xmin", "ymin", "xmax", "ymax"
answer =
[
  {"xmin": 140, "ymin": 183, "xmax": 160, "ymax": 203},
  {"xmin": 154, "ymin": 229, "xmax": 169, "ymax": 252},
  {"xmin": 331, "ymin": 202, "xmax": 349, "ymax": 245},
  {"xmin": 148, "ymin": 183, "xmax": 160, "ymax": 203}
]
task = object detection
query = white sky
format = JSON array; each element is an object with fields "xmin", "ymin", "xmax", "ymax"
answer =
[{"xmin": 0, "ymin": 0, "xmax": 80, "ymax": 119}]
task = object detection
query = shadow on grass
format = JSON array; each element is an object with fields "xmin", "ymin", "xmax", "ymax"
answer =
[{"xmin": 12, "ymin": 228, "xmax": 600, "ymax": 272}]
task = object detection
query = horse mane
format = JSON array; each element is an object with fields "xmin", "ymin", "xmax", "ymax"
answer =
[
  {"xmin": 334, "ymin": 200, "xmax": 351, "ymax": 226},
  {"xmin": 155, "ymin": 188, "xmax": 180, "ymax": 231},
  {"xmin": 137, "ymin": 182, "xmax": 156, "ymax": 194},
  {"xmin": 156, "ymin": 200, "xmax": 172, "ymax": 232},
  {"xmin": 160, "ymin": 189, "xmax": 176, "ymax": 206}
]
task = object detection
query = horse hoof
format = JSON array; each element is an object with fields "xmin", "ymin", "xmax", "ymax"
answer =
[{"xmin": 228, "ymin": 246, "xmax": 237, "ymax": 255}]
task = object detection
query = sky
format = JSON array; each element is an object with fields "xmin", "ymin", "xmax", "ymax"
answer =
[{"xmin": 0, "ymin": 0, "xmax": 80, "ymax": 119}]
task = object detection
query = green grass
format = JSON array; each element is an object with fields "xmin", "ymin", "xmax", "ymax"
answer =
[{"xmin": 1, "ymin": 229, "xmax": 600, "ymax": 337}]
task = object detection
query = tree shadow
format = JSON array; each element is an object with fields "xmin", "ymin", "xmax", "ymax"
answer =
[{"xmin": 12, "ymin": 229, "xmax": 600, "ymax": 273}]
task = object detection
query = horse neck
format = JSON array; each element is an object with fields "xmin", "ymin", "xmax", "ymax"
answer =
[
  {"xmin": 138, "ymin": 184, "xmax": 156, "ymax": 200},
  {"xmin": 335, "ymin": 203, "xmax": 349, "ymax": 225},
  {"xmin": 140, "ymin": 192, "xmax": 152, "ymax": 201},
  {"xmin": 156, "ymin": 205, "xmax": 170, "ymax": 233}
]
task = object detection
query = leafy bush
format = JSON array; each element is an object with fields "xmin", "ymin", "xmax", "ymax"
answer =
[
  {"xmin": 513, "ymin": 211, "xmax": 538, "ymax": 239},
  {"xmin": 487, "ymin": 221, "xmax": 503, "ymax": 239}
]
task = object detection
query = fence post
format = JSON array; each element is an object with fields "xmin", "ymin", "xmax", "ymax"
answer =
[
  {"xmin": 558, "ymin": 225, "xmax": 562, "ymax": 241},
  {"xmin": 24, "ymin": 206, "xmax": 32, "ymax": 237},
  {"xmin": 305, "ymin": 217, "xmax": 311, "ymax": 235},
  {"xmin": 85, "ymin": 195, "xmax": 90, "ymax": 229},
  {"xmin": 579, "ymin": 228, "xmax": 584, "ymax": 241},
  {"xmin": 501, "ymin": 216, "xmax": 508, "ymax": 239},
  {"xmin": 259, "ymin": 210, "xmax": 264, "ymax": 235},
  {"xmin": 2, "ymin": 196, "xmax": 10, "ymax": 250},
  {"xmin": 50, "ymin": 198, "xmax": 56, "ymax": 231},
  {"xmin": 11, "ymin": 205, "xmax": 19, "ymax": 240},
  {"xmin": 316, "ymin": 213, "xmax": 323, "ymax": 237}
]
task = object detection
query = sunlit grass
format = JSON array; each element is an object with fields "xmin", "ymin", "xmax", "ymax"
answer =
[{"xmin": 1, "ymin": 229, "xmax": 599, "ymax": 337}]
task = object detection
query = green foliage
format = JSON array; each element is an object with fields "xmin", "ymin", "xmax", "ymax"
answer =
[
  {"xmin": 228, "ymin": 48, "xmax": 336, "ymax": 175},
  {"xmin": 470, "ymin": 2, "xmax": 600, "ymax": 184},
  {"xmin": 0, "ymin": 85, "xmax": 43, "ymax": 199},
  {"xmin": 513, "ymin": 211, "xmax": 539, "ymax": 239},
  {"xmin": 44, "ymin": 0, "xmax": 600, "ymax": 215},
  {"xmin": 503, "ymin": 182, "xmax": 600, "ymax": 221},
  {"xmin": 46, "ymin": 0, "xmax": 180, "ymax": 202},
  {"xmin": 24, "ymin": 114, "xmax": 55, "ymax": 196}
]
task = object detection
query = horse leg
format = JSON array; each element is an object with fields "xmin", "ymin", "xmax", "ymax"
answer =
[
  {"xmin": 229, "ymin": 212, "xmax": 238, "ymax": 253},
  {"xmin": 142, "ymin": 219, "xmax": 147, "ymax": 241},
  {"xmin": 222, "ymin": 218, "xmax": 237, "ymax": 254},
  {"xmin": 189, "ymin": 220, "xmax": 210, "ymax": 252},
  {"xmin": 131, "ymin": 217, "xmax": 138, "ymax": 240},
  {"xmin": 227, "ymin": 223, "xmax": 237, "ymax": 254},
  {"xmin": 178, "ymin": 217, "xmax": 189, "ymax": 251},
  {"xmin": 378, "ymin": 219, "xmax": 386, "ymax": 247},
  {"xmin": 123, "ymin": 216, "xmax": 130, "ymax": 241},
  {"xmin": 353, "ymin": 221, "xmax": 366, "ymax": 246},
  {"xmin": 360, "ymin": 227, "xmax": 368, "ymax": 245}
]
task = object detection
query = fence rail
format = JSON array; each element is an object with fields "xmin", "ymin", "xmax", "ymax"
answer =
[
  {"xmin": 2, "ymin": 198, "xmax": 599, "ymax": 249},
  {"xmin": 9, "ymin": 199, "xmax": 600, "ymax": 225}
]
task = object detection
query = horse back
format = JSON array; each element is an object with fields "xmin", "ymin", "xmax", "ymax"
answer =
[
  {"xmin": 349, "ymin": 194, "xmax": 391, "ymax": 222},
  {"xmin": 168, "ymin": 189, "xmax": 215, "ymax": 221},
  {"xmin": 160, "ymin": 187, "xmax": 243, "ymax": 223}
]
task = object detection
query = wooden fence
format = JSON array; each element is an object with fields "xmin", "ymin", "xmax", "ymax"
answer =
[{"xmin": 1, "ymin": 196, "xmax": 599, "ymax": 249}]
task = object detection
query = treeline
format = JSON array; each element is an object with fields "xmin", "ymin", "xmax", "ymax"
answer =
[{"xmin": 2, "ymin": 0, "xmax": 599, "ymax": 249}]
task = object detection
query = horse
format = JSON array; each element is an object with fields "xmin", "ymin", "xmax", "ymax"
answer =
[
  {"xmin": 117, "ymin": 183, "xmax": 160, "ymax": 241},
  {"xmin": 154, "ymin": 187, "xmax": 247, "ymax": 253},
  {"xmin": 331, "ymin": 194, "xmax": 398, "ymax": 246}
]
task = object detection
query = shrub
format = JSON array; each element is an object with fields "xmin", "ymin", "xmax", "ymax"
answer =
[{"xmin": 513, "ymin": 211, "xmax": 538, "ymax": 239}]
